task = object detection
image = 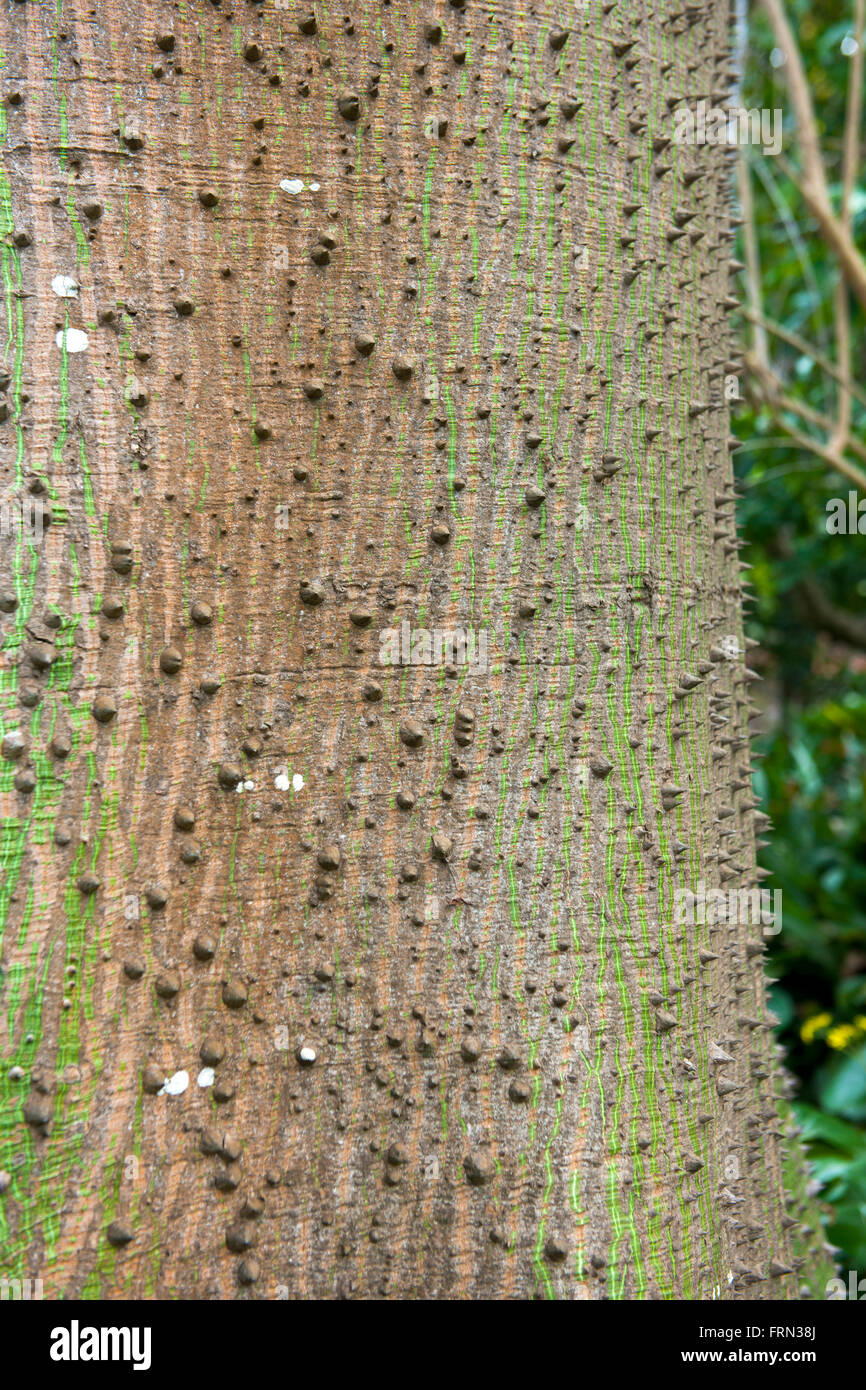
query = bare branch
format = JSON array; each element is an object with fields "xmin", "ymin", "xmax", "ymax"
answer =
[
  {"xmin": 841, "ymin": 0, "xmax": 864, "ymax": 221},
  {"xmin": 737, "ymin": 156, "xmax": 769, "ymax": 366},
  {"xmin": 760, "ymin": 0, "xmax": 866, "ymax": 310},
  {"xmin": 795, "ymin": 575, "xmax": 866, "ymax": 649},
  {"xmin": 759, "ymin": 0, "xmax": 828, "ymax": 200},
  {"xmin": 833, "ymin": 0, "xmax": 864, "ymax": 448}
]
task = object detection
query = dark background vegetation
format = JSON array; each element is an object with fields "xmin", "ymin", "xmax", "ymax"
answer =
[{"xmin": 739, "ymin": 0, "xmax": 866, "ymax": 1278}]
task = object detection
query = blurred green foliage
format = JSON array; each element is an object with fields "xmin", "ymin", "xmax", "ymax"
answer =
[{"xmin": 737, "ymin": 0, "xmax": 866, "ymax": 1278}]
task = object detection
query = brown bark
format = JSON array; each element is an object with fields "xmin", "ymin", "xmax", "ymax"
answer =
[{"xmin": 0, "ymin": 0, "xmax": 830, "ymax": 1300}]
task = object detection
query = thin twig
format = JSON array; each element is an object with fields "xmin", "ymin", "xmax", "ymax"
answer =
[
  {"xmin": 767, "ymin": 419, "xmax": 866, "ymax": 492},
  {"xmin": 743, "ymin": 355, "xmax": 866, "ymax": 489},
  {"xmin": 742, "ymin": 309, "xmax": 866, "ymax": 412}
]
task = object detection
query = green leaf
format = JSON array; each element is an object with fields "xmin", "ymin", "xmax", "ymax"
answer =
[{"xmin": 817, "ymin": 1046, "xmax": 866, "ymax": 1121}]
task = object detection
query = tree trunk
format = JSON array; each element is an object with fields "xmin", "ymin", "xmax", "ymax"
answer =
[{"xmin": 0, "ymin": 0, "xmax": 831, "ymax": 1300}]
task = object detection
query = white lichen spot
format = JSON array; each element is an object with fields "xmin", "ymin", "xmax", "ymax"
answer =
[
  {"xmin": 51, "ymin": 274, "xmax": 79, "ymax": 298},
  {"xmin": 275, "ymin": 772, "xmax": 290, "ymax": 791},
  {"xmin": 280, "ymin": 178, "xmax": 320, "ymax": 195},
  {"xmin": 55, "ymin": 328, "xmax": 89, "ymax": 353},
  {"xmin": 292, "ymin": 774, "xmax": 304, "ymax": 792},
  {"xmin": 197, "ymin": 1067, "xmax": 215, "ymax": 1088},
  {"xmin": 160, "ymin": 1070, "xmax": 189, "ymax": 1096}
]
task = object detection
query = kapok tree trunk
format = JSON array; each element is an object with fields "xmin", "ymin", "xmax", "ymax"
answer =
[{"xmin": 0, "ymin": 0, "xmax": 830, "ymax": 1300}]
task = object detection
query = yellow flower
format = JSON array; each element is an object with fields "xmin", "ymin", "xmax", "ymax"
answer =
[
  {"xmin": 827, "ymin": 1024, "xmax": 859, "ymax": 1050},
  {"xmin": 800, "ymin": 1012, "xmax": 832, "ymax": 1043},
  {"xmin": 854, "ymin": 1015, "xmax": 866, "ymax": 1032}
]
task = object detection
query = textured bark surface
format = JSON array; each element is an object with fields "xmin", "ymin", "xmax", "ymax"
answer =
[{"xmin": 0, "ymin": 0, "xmax": 832, "ymax": 1299}]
